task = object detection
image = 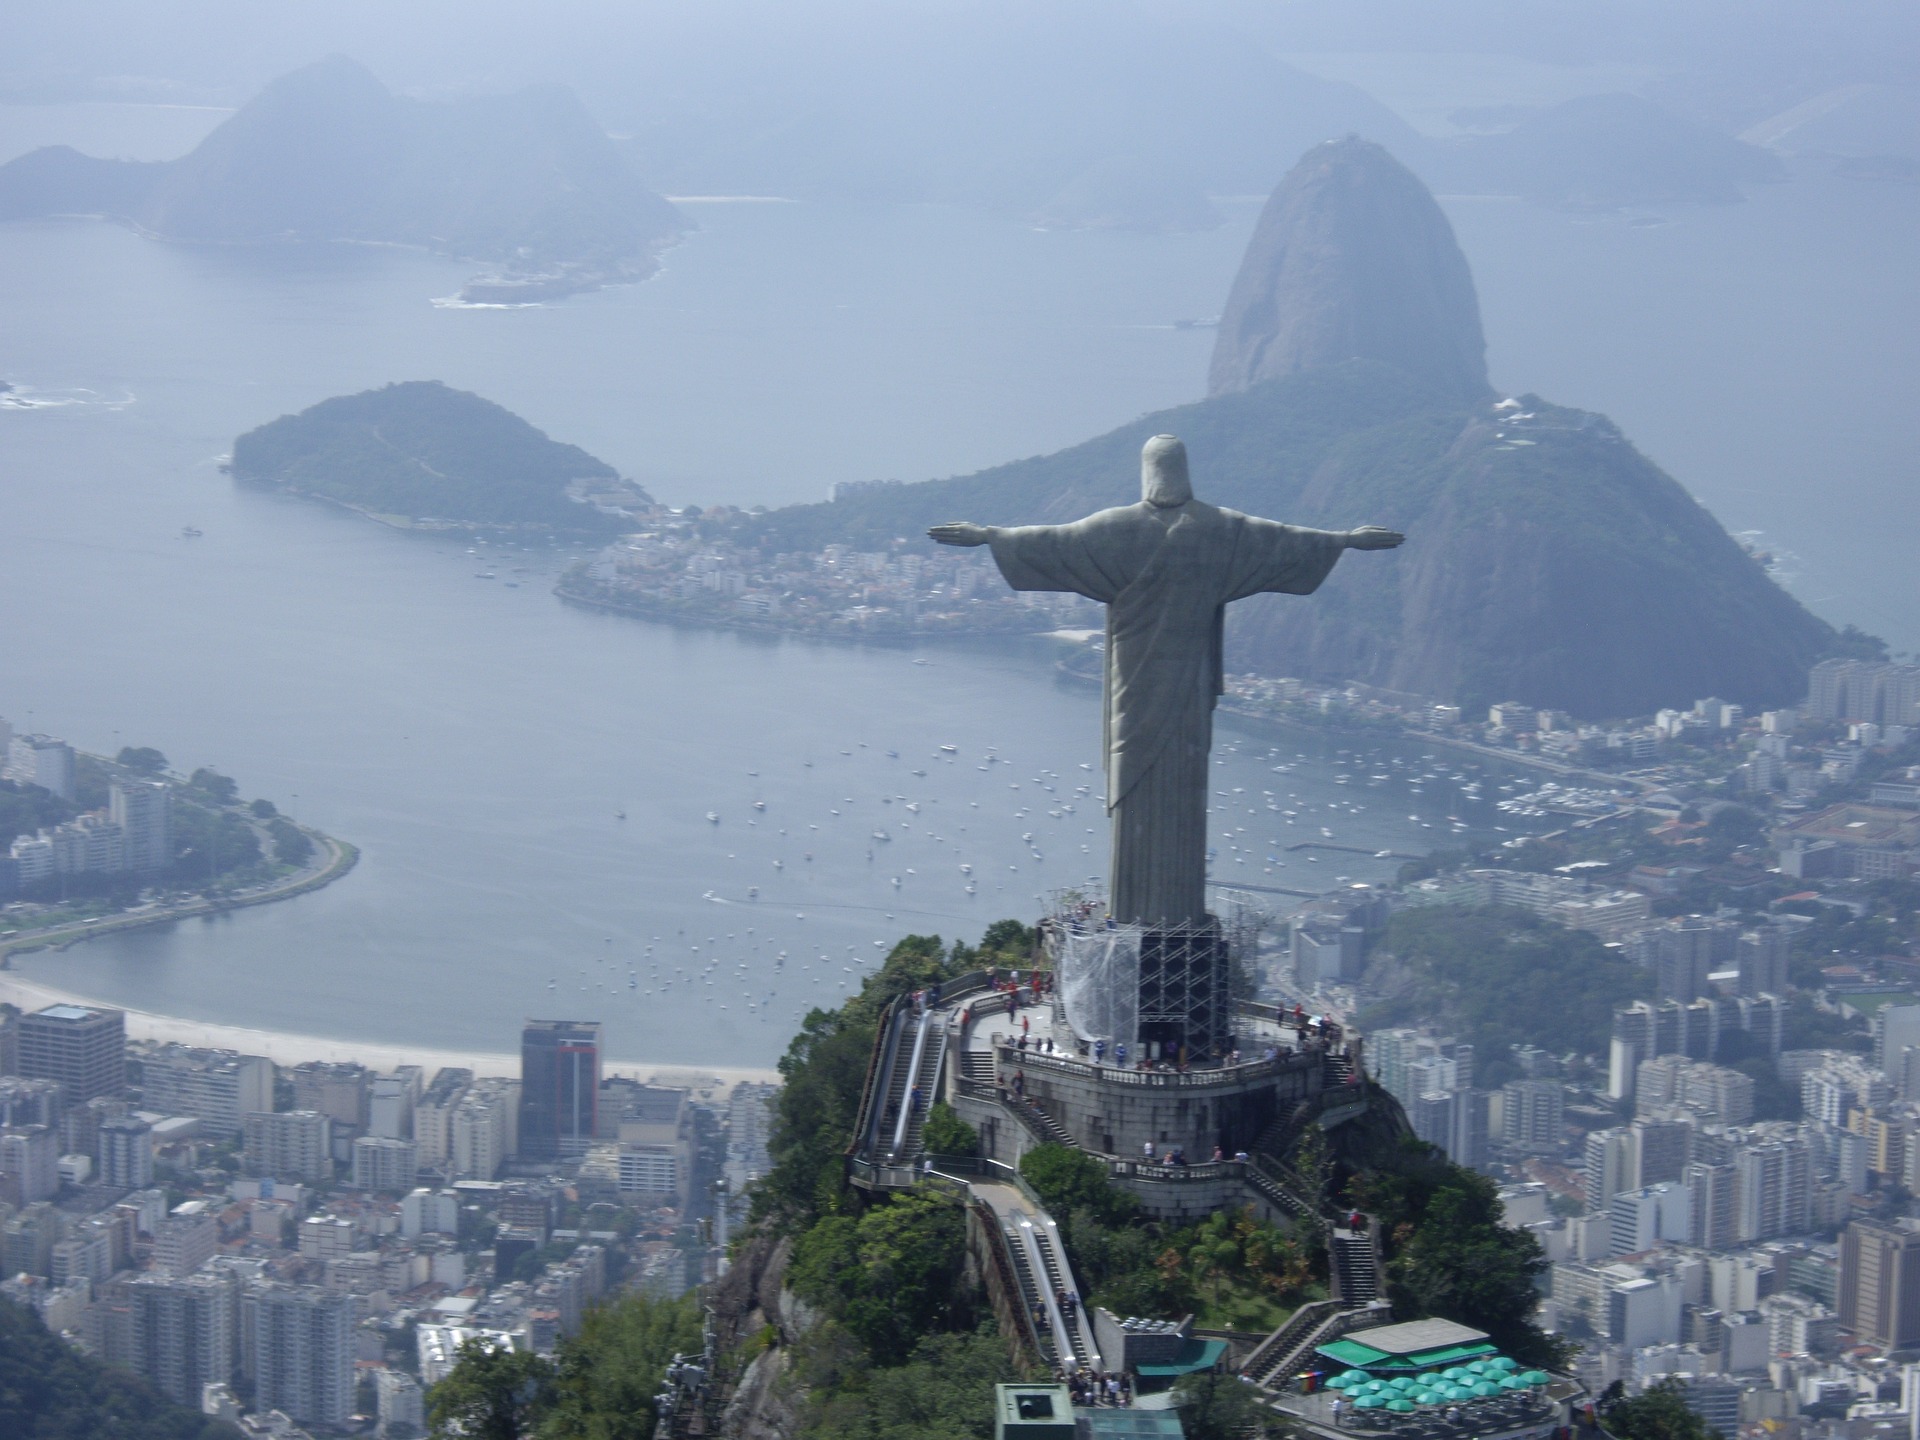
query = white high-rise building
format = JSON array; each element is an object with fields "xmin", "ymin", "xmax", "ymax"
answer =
[
  {"xmin": 5, "ymin": 734, "xmax": 76, "ymax": 801},
  {"xmin": 155, "ymin": 1204, "xmax": 219, "ymax": 1276},
  {"xmin": 451, "ymin": 1090, "xmax": 510, "ymax": 1180},
  {"xmin": 400, "ymin": 1188, "xmax": 460, "ymax": 1238},
  {"xmin": 110, "ymin": 780, "xmax": 172, "ymax": 872},
  {"xmin": 1609, "ymin": 1182, "xmax": 1692, "ymax": 1254},
  {"xmin": 375, "ymin": 1367, "xmax": 425, "ymax": 1436},
  {"xmin": 253, "ymin": 1284, "xmax": 354, "ymax": 1429},
  {"xmin": 0, "ymin": 1123, "xmax": 60, "ymax": 1202},
  {"xmin": 351, "ymin": 1136, "xmax": 418, "ymax": 1194},
  {"xmin": 141, "ymin": 1046, "xmax": 273, "ymax": 1140}
]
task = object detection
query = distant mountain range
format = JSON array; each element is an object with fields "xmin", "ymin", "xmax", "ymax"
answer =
[
  {"xmin": 0, "ymin": 56, "xmax": 687, "ymax": 298},
  {"xmin": 739, "ymin": 139, "xmax": 1839, "ymax": 721},
  {"xmin": 231, "ymin": 381, "xmax": 645, "ymax": 534}
]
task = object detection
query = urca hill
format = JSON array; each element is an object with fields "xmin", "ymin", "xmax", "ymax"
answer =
[
  {"xmin": 742, "ymin": 137, "xmax": 1837, "ymax": 721},
  {"xmin": 0, "ymin": 55, "xmax": 686, "ymax": 296},
  {"xmin": 231, "ymin": 381, "xmax": 647, "ymax": 534}
]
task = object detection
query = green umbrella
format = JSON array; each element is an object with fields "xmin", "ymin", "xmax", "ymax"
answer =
[
  {"xmin": 1465, "ymin": 1361, "xmax": 1490, "ymax": 1375},
  {"xmin": 1500, "ymin": 1376, "xmax": 1530, "ymax": 1391},
  {"xmin": 1354, "ymin": 1394, "xmax": 1386, "ymax": 1410},
  {"xmin": 1327, "ymin": 1374, "xmax": 1356, "ymax": 1390},
  {"xmin": 1471, "ymin": 1382, "xmax": 1501, "ymax": 1398},
  {"xmin": 1521, "ymin": 1371, "xmax": 1552, "ymax": 1387},
  {"xmin": 1442, "ymin": 1368, "xmax": 1470, "ymax": 1381},
  {"xmin": 1362, "ymin": 1381, "xmax": 1388, "ymax": 1394},
  {"xmin": 1411, "ymin": 1392, "xmax": 1439, "ymax": 1406},
  {"xmin": 1387, "ymin": 1399, "xmax": 1415, "ymax": 1413},
  {"xmin": 1387, "ymin": 1377, "xmax": 1417, "ymax": 1391},
  {"xmin": 1486, "ymin": 1357, "xmax": 1516, "ymax": 1372}
]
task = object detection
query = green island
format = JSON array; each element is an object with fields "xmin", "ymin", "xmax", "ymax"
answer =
[{"xmin": 229, "ymin": 381, "xmax": 650, "ymax": 536}]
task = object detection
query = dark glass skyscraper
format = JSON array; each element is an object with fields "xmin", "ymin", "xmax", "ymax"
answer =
[{"xmin": 518, "ymin": 1020, "xmax": 600, "ymax": 1160}]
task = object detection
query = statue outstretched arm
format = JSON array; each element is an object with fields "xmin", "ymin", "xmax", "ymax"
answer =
[
  {"xmin": 1341, "ymin": 525, "xmax": 1405, "ymax": 551},
  {"xmin": 928, "ymin": 522, "xmax": 994, "ymax": 547}
]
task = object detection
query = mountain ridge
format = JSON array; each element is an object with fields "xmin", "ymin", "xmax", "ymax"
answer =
[{"xmin": 0, "ymin": 56, "xmax": 687, "ymax": 296}]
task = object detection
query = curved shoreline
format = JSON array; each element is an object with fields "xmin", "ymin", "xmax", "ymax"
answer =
[
  {"xmin": 0, "ymin": 825, "xmax": 359, "ymax": 965},
  {"xmin": 0, "ymin": 971, "xmax": 778, "ymax": 1092}
]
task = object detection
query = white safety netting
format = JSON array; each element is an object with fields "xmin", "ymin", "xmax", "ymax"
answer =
[{"xmin": 1054, "ymin": 920, "xmax": 1142, "ymax": 1048}]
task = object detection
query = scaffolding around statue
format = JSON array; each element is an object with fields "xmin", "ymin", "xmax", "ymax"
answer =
[{"xmin": 1044, "ymin": 886, "xmax": 1270, "ymax": 1062}]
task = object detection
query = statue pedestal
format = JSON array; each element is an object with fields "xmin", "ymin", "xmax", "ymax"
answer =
[{"xmin": 1051, "ymin": 910, "xmax": 1232, "ymax": 1061}]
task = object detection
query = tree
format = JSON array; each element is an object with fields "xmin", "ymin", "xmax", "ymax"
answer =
[
  {"xmin": 268, "ymin": 816, "xmax": 314, "ymax": 866},
  {"xmin": 1602, "ymin": 1377, "xmax": 1722, "ymax": 1440},
  {"xmin": 1173, "ymin": 1371, "xmax": 1279, "ymax": 1440},
  {"xmin": 0, "ymin": 1295, "xmax": 242, "ymax": 1440},
  {"xmin": 426, "ymin": 1340, "xmax": 554, "ymax": 1440},
  {"xmin": 116, "ymin": 746, "xmax": 169, "ymax": 776},
  {"xmin": 788, "ymin": 1189, "xmax": 972, "ymax": 1365},
  {"xmin": 187, "ymin": 768, "xmax": 239, "ymax": 804},
  {"xmin": 1375, "ymin": 1169, "xmax": 1568, "ymax": 1369},
  {"xmin": 541, "ymin": 1291, "xmax": 701, "ymax": 1440},
  {"xmin": 1018, "ymin": 1144, "xmax": 1138, "ymax": 1227},
  {"xmin": 249, "ymin": 797, "xmax": 278, "ymax": 818},
  {"xmin": 921, "ymin": 1102, "xmax": 979, "ymax": 1158}
]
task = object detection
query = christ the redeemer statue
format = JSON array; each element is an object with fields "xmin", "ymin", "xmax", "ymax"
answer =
[{"xmin": 931, "ymin": 434, "xmax": 1402, "ymax": 929}]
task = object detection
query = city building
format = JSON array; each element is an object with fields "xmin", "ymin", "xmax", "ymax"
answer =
[
  {"xmin": 375, "ymin": 1367, "xmax": 425, "ymax": 1437},
  {"xmin": 413, "ymin": 1067, "xmax": 472, "ymax": 1171},
  {"xmin": 451, "ymin": 1082, "xmax": 518, "ymax": 1180},
  {"xmin": 1610, "ymin": 1183, "xmax": 1692, "ymax": 1255},
  {"xmin": 109, "ymin": 780, "xmax": 172, "ymax": 872},
  {"xmin": 519, "ymin": 1021, "xmax": 601, "ymax": 1160},
  {"xmin": 154, "ymin": 1203, "xmax": 219, "ymax": 1276},
  {"xmin": 4, "ymin": 733, "xmax": 76, "ymax": 801},
  {"xmin": 126, "ymin": 1271, "xmax": 234, "ymax": 1407},
  {"xmin": 351, "ymin": 1136, "xmax": 418, "ymax": 1194},
  {"xmin": 17, "ymin": 1004, "xmax": 125, "ymax": 1104},
  {"xmin": 1841, "ymin": 1219, "xmax": 1920, "ymax": 1351},
  {"xmin": 1499, "ymin": 1077, "xmax": 1567, "ymax": 1155},
  {"xmin": 1807, "ymin": 658, "xmax": 1920, "ymax": 728},
  {"xmin": 368, "ymin": 1068, "xmax": 422, "ymax": 1140},
  {"xmin": 98, "ymin": 1113, "xmax": 155, "ymax": 1189},
  {"xmin": 289, "ymin": 1061, "xmax": 371, "ymax": 1131},
  {"xmin": 0, "ymin": 1123, "xmax": 60, "ymax": 1202},
  {"xmin": 138, "ymin": 1045, "xmax": 273, "ymax": 1140},
  {"xmin": 252, "ymin": 1284, "xmax": 355, "ymax": 1429},
  {"xmin": 243, "ymin": 1110, "xmax": 333, "ymax": 1183}
]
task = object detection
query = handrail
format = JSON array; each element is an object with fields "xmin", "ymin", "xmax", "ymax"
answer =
[
  {"xmin": 1012, "ymin": 1209, "xmax": 1083, "ymax": 1368},
  {"xmin": 848, "ymin": 995, "xmax": 897, "ymax": 1159},
  {"xmin": 857, "ymin": 1000, "xmax": 910, "ymax": 1161},
  {"xmin": 992, "ymin": 1042, "xmax": 1316, "ymax": 1089},
  {"xmin": 972, "ymin": 1197, "xmax": 1049, "ymax": 1367},
  {"xmin": 890, "ymin": 1007, "xmax": 935, "ymax": 1158},
  {"xmin": 1242, "ymin": 1298, "xmax": 1344, "ymax": 1381}
]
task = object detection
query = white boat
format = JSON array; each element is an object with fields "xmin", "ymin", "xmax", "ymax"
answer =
[
  {"xmin": 706, "ymin": 811, "xmax": 720, "ymax": 824},
  {"xmin": 872, "ymin": 830, "xmax": 891, "ymax": 842},
  {"xmin": 940, "ymin": 744, "xmax": 958, "ymax": 753},
  {"xmin": 753, "ymin": 800, "xmax": 767, "ymax": 811}
]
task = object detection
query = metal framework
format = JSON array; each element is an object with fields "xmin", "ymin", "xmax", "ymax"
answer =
[{"xmin": 1044, "ymin": 885, "xmax": 1268, "ymax": 1061}]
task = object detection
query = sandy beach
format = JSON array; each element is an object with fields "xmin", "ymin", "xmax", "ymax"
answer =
[{"xmin": 0, "ymin": 972, "xmax": 781, "ymax": 1096}]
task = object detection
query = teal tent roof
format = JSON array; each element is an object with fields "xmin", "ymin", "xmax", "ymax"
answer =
[{"xmin": 1136, "ymin": 1338, "xmax": 1227, "ymax": 1378}]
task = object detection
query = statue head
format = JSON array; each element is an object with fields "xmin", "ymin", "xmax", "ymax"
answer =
[{"xmin": 1141, "ymin": 434, "xmax": 1192, "ymax": 507}]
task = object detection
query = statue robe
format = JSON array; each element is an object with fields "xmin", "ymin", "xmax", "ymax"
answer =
[{"xmin": 989, "ymin": 499, "xmax": 1345, "ymax": 925}]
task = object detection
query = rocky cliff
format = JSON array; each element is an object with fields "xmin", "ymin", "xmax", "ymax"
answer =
[
  {"xmin": 741, "ymin": 138, "xmax": 1840, "ymax": 720},
  {"xmin": 0, "ymin": 56, "xmax": 685, "ymax": 287},
  {"xmin": 1208, "ymin": 138, "xmax": 1490, "ymax": 403}
]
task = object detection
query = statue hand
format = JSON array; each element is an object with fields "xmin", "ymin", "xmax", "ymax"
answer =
[
  {"xmin": 1343, "ymin": 526, "xmax": 1405, "ymax": 551},
  {"xmin": 929, "ymin": 522, "xmax": 992, "ymax": 547}
]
